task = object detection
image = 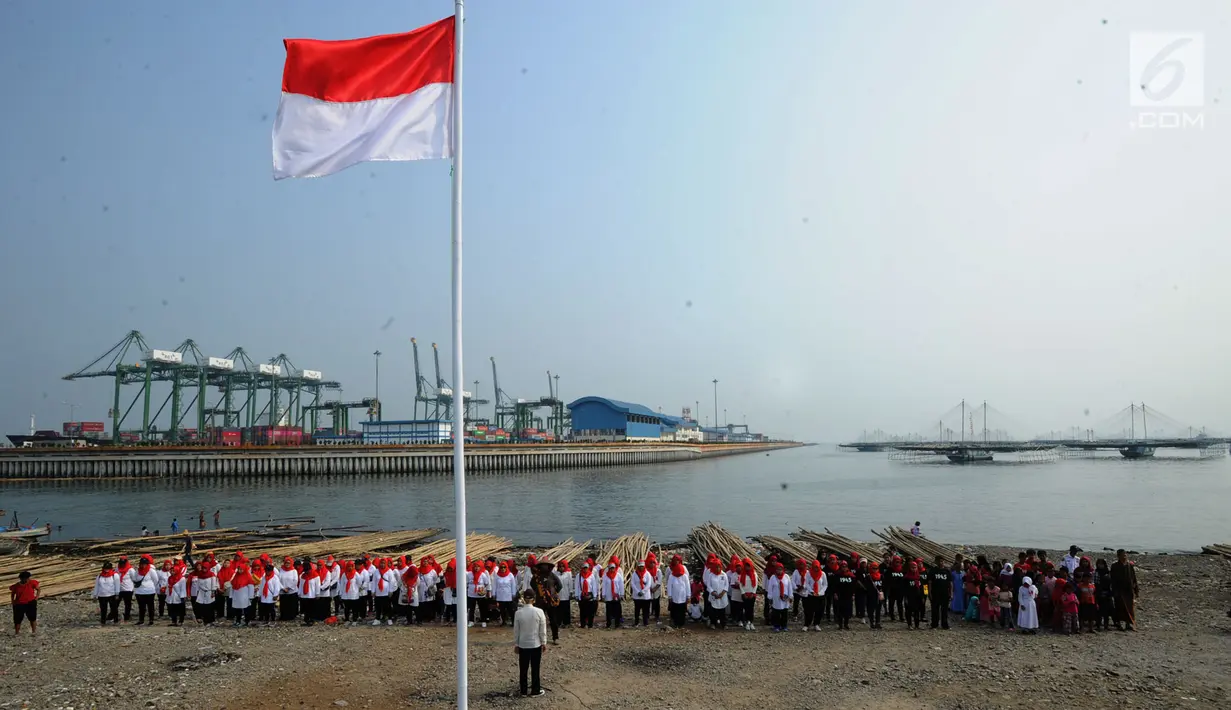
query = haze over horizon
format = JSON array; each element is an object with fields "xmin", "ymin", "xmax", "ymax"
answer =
[{"xmin": 2, "ymin": 1, "xmax": 1229, "ymax": 443}]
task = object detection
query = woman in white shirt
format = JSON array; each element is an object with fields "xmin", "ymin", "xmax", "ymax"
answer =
[
  {"xmin": 298, "ymin": 560, "xmax": 320, "ymax": 627},
  {"xmin": 276, "ymin": 557, "xmax": 300, "ymax": 622},
  {"xmin": 705, "ymin": 559, "xmax": 730, "ymax": 629},
  {"xmin": 165, "ymin": 564, "xmax": 188, "ymax": 627},
  {"xmin": 417, "ymin": 559, "xmax": 438, "ymax": 624},
  {"xmin": 665, "ymin": 559, "xmax": 690, "ymax": 628},
  {"xmin": 132, "ymin": 557, "xmax": 160, "ymax": 626},
  {"xmin": 466, "ymin": 561, "xmax": 491, "ymax": 628},
  {"xmin": 630, "ymin": 560, "xmax": 654, "ymax": 627},
  {"xmin": 191, "ymin": 563, "xmax": 220, "ymax": 626},
  {"xmin": 400, "ymin": 563, "xmax": 420, "ymax": 626},
  {"xmin": 92, "ymin": 562, "xmax": 121, "ymax": 625},
  {"xmin": 338, "ymin": 560, "xmax": 365, "ymax": 624},
  {"xmin": 492, "ymin": 561, "xmax": 518, "ymax": 626},
  {"xmin": 372, "ymin": 560, "xmax": 397, "ymax": 626},
  {"xmin": 600, "ymin": 563, "xmax": 624, "ymax": 629},
  {"xmin": 767, "ymin": 562, "xmax": 794, "ymax": 632},
  {"xmin": 737, "ymin": 558, "xmax": 759, "ymax": 631},
  {"xmin": 228, "ymin": 564, "xmax": 255, "ymax": 627},
  {"xmin": 257, "ymin": 562, "xmax": 282, "ymax": 626},
  {"xmin": 554, "ymin": 560, "xmax": 573, "ymax": 628},
  {"xmin": 574, "ymin": 562, "xmax": 600, "ymax": 629}
]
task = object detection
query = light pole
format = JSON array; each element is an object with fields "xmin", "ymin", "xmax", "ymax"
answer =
[
  {"xmin": 373, "ymin": 350, "xmax": 382, "ymax": 419},
  {"xmin": 61, "ymin": 401, "xmax": 79, "ymax": 422},
  {"xmin": 712, "ymin": 379, "xmax": 718, "ymax": 432},
  {"xmin": 695, "ymin": 401, "xmax": 699, "ymax": 423},
  {"xmin": 724, "ymin": 408, "xmax": 727, "ymax": 428}
]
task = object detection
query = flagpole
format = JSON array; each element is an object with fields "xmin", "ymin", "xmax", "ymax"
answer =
[{"xmin": 450, "ymin": 1, "xmax": 468, "ymax": 709}]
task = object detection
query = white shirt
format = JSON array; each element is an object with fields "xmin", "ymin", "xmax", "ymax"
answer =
[
  {"xmin": 339, "ymin": 572, "xmax": 365, "ymax": 600},
  {"xmin": 767, "ymin": 574, "xmax": 794, "ymax": 610},
  {"xmin": 706, "ymin": 571, "xmax": 730, "ymax": 609},
  {"xmin": 323, "ymin": 563, "xmax": 340, "ymax": 597},
  {"xmin": 467, "ymin": 571, "xmax": 491, "ymax": 598},
  {"xmin": 512, "ymin": 603, "xmax": 548, "ymax": 649},
  {"xmin": 258, "ymin": 574, "xmax": 282, "ymax": 603},
  {"xmin": 666, "ymin": 572, "xmax": 690, "ymax": 604},
  {"xmin": 93, "ymin": 574, "xmax": 121, "ymax": 598},
  {"xmin": 516, "ymin": 567, "xmax": 534, "ymax": 594},
  {"xmin": 727, "ymin": 570, "xmax": 740, "ymax": 596},
  {"xmin": 791, "ymin": 570, "xmax": 806, "ymax": 596},
  {"xmin": 631, "ymin": 570, "xmax": 654, "ymax": 600},
  {"xmin": 419, "ymin": 569, "xmax": 439, "ymax": 602},
  {"xmin": 600, "ymin": 572, "xmax": 624, "ymax": 602},
  {"xmin": 647, "ymin": 568, "xmax": 662, "ymax": 599},
  {"xmin": 193, "ymin": 575, "xmax": 219, "ymax": 605},
  {"xmin": 132, "ymin": 567, "xmax": 159, "ymax": 595},
  {"xmin": 118, "ymin": 567, "xmax": 137, "ymax": 592},
  {"xmin": 555, "ymin": 570, "xmax": 573, "ymax": 601},
  {"xmin": 229, "ymin": 581, "xmax": 254, "ymax": 609},
  {"xmin": 155, "ymin": 569, "xmax": 170, "ymax": 594},
  {"xmin": 575, "ymin": 570, "xmax": 600, "ymax": 600},
  {"xmin": 166, "ymin": 576, "xmax": 188, "ymax": 605},
  {"xmin": 373, "ymin": 569, "xmax": 396, "ymax": 597},
  {"xmin": 802, "ymin": 571, "xmax": 827, "ymax": 598},
  {"xmin": 362, "ymin": 566, "xmax": 378, "ymax": 593},
  {"xmin": 492, "ymin": 572, "xmax": 518, "ymax": 602},
  {"xmin": 739, "ymin": 572, "xmax": 758, "ymax": 598},
  {"xmin": 276, "ymin": 567, "xmax": 300, "ymax": 594},
  {"xmin": 400, "ymin": 574, "xmax": 419, "ymax": 607},
  {"xmin": 1062, "ymin": 555, "xmax": 1081, "ymax": 575},
  {"xmin": 299, "ymin": 574, "xmax": 319, "ymax": 600}
]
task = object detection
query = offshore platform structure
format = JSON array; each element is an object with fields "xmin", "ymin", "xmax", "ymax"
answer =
[
  {"xmin": 410, "ymin": 337, "xmax": 487, "ymax": 422},
  {"xmin": 62, "ymin": 330, "xmax": 340, "ymax": 443}
]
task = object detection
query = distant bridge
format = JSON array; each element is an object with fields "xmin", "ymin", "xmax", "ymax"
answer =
[{"xmin": 839, "ymin": 438, "xmax": 1230, "ymax": 462}]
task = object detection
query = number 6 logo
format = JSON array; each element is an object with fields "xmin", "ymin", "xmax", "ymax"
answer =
[{"xmin": 1130, "ymin": 33, "xmax": 1204, "ymax": 108}]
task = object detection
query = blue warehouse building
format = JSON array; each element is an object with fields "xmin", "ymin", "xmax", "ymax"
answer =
[{"xmin": 567, "ymin": 397, "xmax": 665, "ymax": 442}]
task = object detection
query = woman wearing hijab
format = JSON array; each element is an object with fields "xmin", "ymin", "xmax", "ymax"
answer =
[
  {"xmin": 885, "ymin": 556, "xmax": 906, "ymax": 623},
  {"xmin": 767, "ymin": 561, "xmax": 794, "ymax": 632},
  {"xmin": 801, "ymin": 559, "xmax": 825, "ymax": 631},
  {"xmin": 466, "ymin": 560, "xmax": 491, "ymax": 628},
  {"xmin": 92, "ymin": 562, "xmax": 122, "ymax": 625},
  {"xmin": 165, "ymin": 560, "xmax": 188, "ymax": 626},
  {"xmin": 832, "ymin": 560, "xmax": 857, "ymax": 630},
  {"xmin": 863, "ymin": 561, "xmax": 883, "ymax": 630},
  {"xmin": 575, "ymin": 561, "xmax": 599, "ymax": 628},
  {"xmin": 600, "ymin": 562, "xmax": 624, "ymax": 629},
  {"xmin": 257, "ymin": 562, "xmax": 281, "ymax": 626},
  {"xmin": 339, "ymin": 560, "xmax": 364, "ymax": 625},
  {"xmin": 704, "ymin": 556, "xmax": 730, "ymax": 630},
  {"xmin": 949, "ymin": 559, "xmax": 966, "ymax": 617},
  {"xmin": 298, "ymin": 560, "xmax": 319, "ymax": 626},
  {"xmin": 737, "ymin": 558, "xmax": 758, "ymax": 631},
  {"xmin": 1017, "ymin": 576, "xmax": 1039, "ymax": 633},
  {"xmin": 665, "ymin": 557, "xmax": 690, "ymax": 628},
  {"xmin": 275, "ymin": 557, "xmax": 299, "ymax": 621},
  {"xmin": 493, "ymin": 561, "xmax": 518, "ymax": 626},
  {"xmin": 554, "ymin": 560, "xmax": 574, "ymax": 628},
  {"xmin": 229, "ymin": 562, "xmax": 255, "ymax": 626},
  {"xmin": 643, "ymin": 554, "xmax": 662, "ymax": 625},
  {"xmin": 130, "ymin": 555, "xmax": 159, "ymax": 626},
  {"xmin": 903, "ymin": 561, "xmax": 924, "ymax": 629},
  {"xmin": 631, "ymin": 560, "xmax": 655, "ymax": 627},
  {"xmin": 193, "ymin": 561, "xmax": 220, "ymax": 626},
  {"xmin": 443, "ymin": 559, "xmax": 458, "ymax": 625},
  {"xmin": 156, "ymin": 559, "xmax": 173, "ymax": 620}
]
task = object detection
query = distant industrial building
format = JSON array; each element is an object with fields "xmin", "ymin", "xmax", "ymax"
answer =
[
  {"xmin": 361, "ymin": 419, "xmax": 452, "ymax": 445},
  {"xmin": 660, "ymin": 414, "xmax": 703, "ymax": 442},
  {"xmin": 566, "ymin": 397, "xmax": 668, "ymax": 442}
]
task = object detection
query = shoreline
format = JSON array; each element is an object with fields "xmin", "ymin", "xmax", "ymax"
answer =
[{"xmin": 0, "ymin": 548, "xmax": 1225, "ymax": 709}]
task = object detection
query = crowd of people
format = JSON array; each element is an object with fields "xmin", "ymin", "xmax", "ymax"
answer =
[{"xmin": 10, "ymin": 542, "xmax": 1141, "ymax": 639}]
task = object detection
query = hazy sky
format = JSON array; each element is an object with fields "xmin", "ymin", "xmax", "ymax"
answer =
[{"xmin": 1, "ymin": 1, "xmax": 1228, "ymax": 442}]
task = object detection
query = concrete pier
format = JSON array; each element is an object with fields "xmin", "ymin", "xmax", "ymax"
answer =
[{"xmin": 0, "ymin": 442, "xmax": 799, "ymax": 479}]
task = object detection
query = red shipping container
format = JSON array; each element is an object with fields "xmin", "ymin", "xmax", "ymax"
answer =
[{"xmin": 80, "ymin": 422, "xmax": 106, "ymax": 433}]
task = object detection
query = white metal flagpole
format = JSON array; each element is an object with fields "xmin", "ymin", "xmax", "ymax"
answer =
[{"xmin": 450, "ymin": 1, "xmax": 468, "ymax": 708}]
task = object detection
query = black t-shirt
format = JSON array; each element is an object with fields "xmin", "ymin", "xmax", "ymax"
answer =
[
  {"xmin": 834, "ymin": 574, "xmax": 856, "ymax": 597},
  {"xmin": 886, "ymin": 570, "xmax": 905, "ymax": 592},
  {"xmin": 927, "ymin": 569, "xmax": 952, "ymax": 596}
]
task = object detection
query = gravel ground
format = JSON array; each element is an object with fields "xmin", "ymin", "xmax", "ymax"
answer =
[{"xmin": 1, "ymin": 550, "xmax": 1229, "ymax": 710}]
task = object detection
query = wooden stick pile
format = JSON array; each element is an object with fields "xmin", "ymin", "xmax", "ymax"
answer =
[
  {"xmin": 1201, "ymin": 543, "xmax": 1231, "ymax": 558},
  {"xmin": 401, "ymin": 533, "xmax": 512, "ymax": 565},
  {"xmin": 792, "ymin": 528, "xmax": 884, "ymax": 561},
  {"xmin": 596, "ymin": 533, "xmax": 651, "ymax": 592},
  {"xmin": 533, "ymin": 538, "xmax": 591, "ymax": 566},
  {"xmin": 687, "ymin": 522, "xmax": 765, "ymax": 570},
  {"xmin": 750, "ymin": 534, "xmax": 814, "ymax": 563},
  {"xmin": 873, "ymin": 526, "xmax": 961, "ymax": 565}
]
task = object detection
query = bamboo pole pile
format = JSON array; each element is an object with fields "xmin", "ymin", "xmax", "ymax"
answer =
[
  {"xmin": 596, "ymin": 533, "xmax": 651, "ymax": 592},
  {"xmin": 533, "ymin": 538, "xmax": 592, "ymax": 566},
  {"xmin": 256, "ymin": 529, "xmax": 444, "ymax": 561},
  {"xmin": 1201, "ymin": 543, "xmax": 1231, "ymax": 558},
  {"xmin": 750, "ymin": 534, "xmax": 814, "ymax": 563},
  {"xmin": 400, "ymin": 533, "xmax": 512, "ymax": 565},
  {"xmin": 873, "ymin": 526, "xmax": 961, "ymax": 565},
  {"xmin": 687, "ymin": 522, "xmax": 764, "ymax": 570},
  {"xmin": 792, "ymin": 528, "xmax": 883, "ymax": 561}
]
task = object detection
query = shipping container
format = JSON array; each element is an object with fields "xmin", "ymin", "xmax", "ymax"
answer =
[
  {"xmin": 300, "ymin": 369, "xmax": 322, "ymax": 380},
  {"xmin": 80, "ymin": 421, "xmax": 105, "ymax": 432},
  {"xmin": 257, "ymin": 363, "xmax": 282, "ymax": 376},
  {"xmin": 146, "ymin": 349, "xmax": 183, "ymax": 364},
  {"xmin": 206, "ymin": 356, "xmax": 235, "ymax": 370}
]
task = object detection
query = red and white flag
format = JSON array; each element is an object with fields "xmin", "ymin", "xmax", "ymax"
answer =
[{"xmin": 273, "ymin": 16, "xmax": 455, "ymax": 180}]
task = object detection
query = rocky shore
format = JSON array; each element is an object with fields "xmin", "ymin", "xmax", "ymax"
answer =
[{"xmin": 0, "ymin": 549, "xmax": 1227, "ymax": 710}]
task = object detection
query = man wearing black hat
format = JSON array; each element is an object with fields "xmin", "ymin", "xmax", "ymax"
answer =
[{"xmin": 532, "ymin": 561, "xmax": 562, "ymax": 644}]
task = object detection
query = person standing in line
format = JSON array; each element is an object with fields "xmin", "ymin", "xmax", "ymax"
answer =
[
  {"xmin": 112, "ymin": 556, "xmax": 135, "ymax": 623},
  {"xmin": 533, "ymin": 560, "xmax": 562, "ymax": 643},
  {"xmin": 1110, "ymin": 549, "xmax": 1139, "ymax": 631},
  {"xmin": 736, "ymin": 558, "xmax": 758, "ymax": 631},
  {"xmin": 156, "ymin": 560, "xmax": 173, "ymax": 619},
  {"xmin": 10, "ymin": 571, "xmax": 39, "ymax": 636},
  {"xmin": 165, "ymin": 562, "xmax": 188, "ymax": 627},
  {"xmin": 631, "ymin": 560, "xmax": 654, "ymax": 627},
  {"xmin": 1094, "ymin": 558, "xmax": 1114, "ymax": 630},
  {"xmin": 493, "ymin": 561, "xmax": 518, "ymax": 626},
  {"xmin": 832, "ymin": 560, "xmax": 857, "ymax": 630},
  {"xmin": 790, "ymin": 558, "xmax": 807, "ymax": 621},
  {"xmin": 705, "ymin": 556, "xmax": 729, "ymax": 630},
  {"xmin": 822, "ymin": 555, "xmax": 840, "ymax": 622},
  {"xmin": 767, "ymin": 561, "xmax": 794, "ymax": 632},
  {"xmin": 228, "ymin": 562, "xmax": 255, "ymax": 627},
  {"xmin": 554, "ymin": 560, "xmax": 573, "ymax": 628},
  {"xmin": 863, "ymin": 561, "xmax": 883, "ymax": 630},
  {"xmin": 257, "ymin": 561, "xmax": 281, "ymax": 626},
  {"xmin": 518, "ymin": 555, "xmax": 537, "ymax": 595},
  {"xmin": 575, "ymin": 561, "xmax": 599, "ymax": 629},
  {"xmin": 192, "ymin": 562, "xmax": 219, "ymax": 625},
  {"xmin": 276, "ymin": 556, "xmax": 299, "ymax": 621},
  {"xmin": 401, "ymin": 561, "xmax": 421, "ymax": 626},
  {"xmin": 665, "ymin": 557, "xmax": 690, "ymax": 628},
  {"xmin": 338, "ymin": 560, "xmax": 364, "ymax": 625},
  {"xmin": 93, "ymin": 562, "xmax": 121, "ymax": 625},
  {"xmin": 1017, "ymin": 576, "xmax": 1039, "ymax": 633},
  {"xmin": 170, "ymin": 518, "xmax": 179, "ymax": 534},
  {"xmin": 885, "ymin": 556, "xmax": 905, "ymax": 623},
  {"xmin": 298, "ymin": 560, "xmax": 319, "ymax": 626},
  {"xmin": 926, "ymin": 555, "xmax": 952, "ymax": 630},
  {"xmin": 903, "ymin": 561, "xmax": 924, "ymax": 629},
  {"xmin": 726, "ymin": 556, "xmax": 743, "ymax": 627},
  {"xmin": 800, "ymin": 559, "xmax": 824, "ymax": 631},
  {"xmin": 600, "ymin": 562, "xmax": 624, "ymax": 629},
  {"xmin": 466, "ymin": 560, "xmax": 491, "ymax": 629},
  {"xmin": 132, "ymin": 556, "xmax": 159, "ymax": 626},
  {"xmin": 512, "ymin": 590, "xmax": 547, "ymax": 698}
]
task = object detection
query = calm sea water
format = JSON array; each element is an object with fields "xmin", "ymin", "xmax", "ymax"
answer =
[{"xmin": 2, "ymin": 445, "xmax": 1227, "ymax": 552}]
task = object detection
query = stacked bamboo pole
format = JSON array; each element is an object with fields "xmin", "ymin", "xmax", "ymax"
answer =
[
  {"xmin": 400, "ymin": 533, "xmax": 512, "ymax": 566},
  {"xmin": 873, "ymin": 526, "xmax": 961, "ymax": 565},
  {"xmin": 596, "ymin": 533, "xmax": 651, "ymax": 593},
  {"xmin": 750, "ymin": 534, "xmax": 814, "ymax": 563},
  {"xmin": 792, "ymin": 528, "xmax": 883, "ymax": 561},
  {"xmin": 1201, "ymin": 543, "xmax": 1231, "ymax": 558},
  {"xmin": 533, "ymin": 538, "xmax": 591, "ymax": 566},
  {"xmin": 687, "ymin": 522, "xmax": 765, "ymax": 570}
]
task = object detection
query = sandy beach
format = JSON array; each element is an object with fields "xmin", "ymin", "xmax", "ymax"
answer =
[{"xmin": 1, "ymin": 548, "xmax": 1228, "ymax": 710}]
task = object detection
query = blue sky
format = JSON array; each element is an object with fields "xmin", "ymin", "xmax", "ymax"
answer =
[{"xmin": 2, "ymin": 1, "xmax": 1229, "ymax": 441}]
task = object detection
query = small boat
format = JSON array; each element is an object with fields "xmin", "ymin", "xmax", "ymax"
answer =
[
  {"xmin": 947, "ymin": 449, "xmax": 994, "ymax": 463},
  {"xmin": 0, "ymin": 513, "xmax": 50, "ymax": 540},
  {"xmin": 1119, "ymin": 445, "xmax": 1156, "ymax": 459}
]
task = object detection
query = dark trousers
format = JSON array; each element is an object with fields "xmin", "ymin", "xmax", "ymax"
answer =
[
  {"xmin": 803, "ymin": 595, "xmax": 820, "ymax": 627},
  {"xmin": 119, "ymin": 591, "xmax": 134, "ymax": 621},
  {"xmin": 633, "ymin": 599, "xmax": 651, "ymax": 626},
  {"xmin": 930, "ymin": 597, "xmax": 949, "ymax": 628},
  {"xmin": 445, "ymin": 601, "xmax": 457, "ymax": 623},
  {"xmin": 300, "ymin": 598, "xmax": 315, "ymax": 625},
  {"xmin": 887, "ymin": 592, "xmax": 904, "ymax": 621},
  {"xmin": 559, "ymin": 599, "xmax": 573, "ymax": 626},
  {"xmin": 344, "ymin": 598, "xmax": 364, "ymax": 621},
  {"xmin": 792, "ymin": 592, "xmax": 801, "ymax": 618},
  {"xmin": 280, "ymin": 594, "xmax": 298, "ymax": 620},
  {"xmin": 771, "ymin": 607, "xmax": 788, "ymax": 629},
  {"xmin": 98, "ymin": 596, "xmax": 119, "ymax": 624},
  {"xmin": 168, "ymin": 602, "xmax": 186, "ymax": 625},
  {"xmin": 536, "ymin": 603, "xmax": 560, "ymax": 641},
  {"xmin": 158, "ymin": 593, "xmax": 167, "ymax": 617},
  {"xmin": 499, "ymin": 601, "xmax": 517, "ymax": 625},
  {"xmin": 710, "ymin": 605, "xmax": 727, "ymax": 629},
  {"xmin": 906, "ymin": 596, "xmax": 923, "ymax": 627},
  {"xmin": 517, "ymin": 646, "xmax": 542, "ymax": 695},
  {"xmin": 822, "ymin": 593, "xmax": 833, "ymax": 620},
  {"xmin": 259, "ymin": 601, "xmax": 277, "ymax": 622},
  {"xmin": 855, "ymin": 591, "xmax": 866, "ymax": 618},
  {"xmin": 192, "ymin": 600, "xmax": 215, "ymax": 624},
  {"xmin": 233, "ymin": 605, "xmax": 254, "ymax": 624},
  {"xmin": 742, "ymin": 597, "xmax": 755, "ymax": 624},
  {"xmin": 375, "ymin": 596, "xmax": 392, "ymax": 620},
  {"xmin": 835, "ymin": 595, "xmax": 853, "ymax": 628},
  {"xmin": 136, "ymin": 594, "xmax": 156, "ymax": 624},
  {"xmin": 578, "ymin": 599, "xmax": 596, "ymax": 628},
  {"xmin": 604, "ymin": 600, "xmax": 622, "ymax": 628},
  {"xmin": 652, "ymin": 598, "xmax": 661, "ymax": 621},
  {"xmin": 467, "ymin": 597, "xmax": 488, "ymax": 623},
  {"xmin": 866, "ymin": 593, "xmax": 881, "ymax": 626},
  {"xmin": 729, "ymin": 595, "xmax": 742, "ymax": 624},
  {"xmin": 317, "ymin": 597, "xmax": 331, "ymax": 621},
  {"xmin": 669, "ymin": 601, "xmax": 686, "ymax": 627}
]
